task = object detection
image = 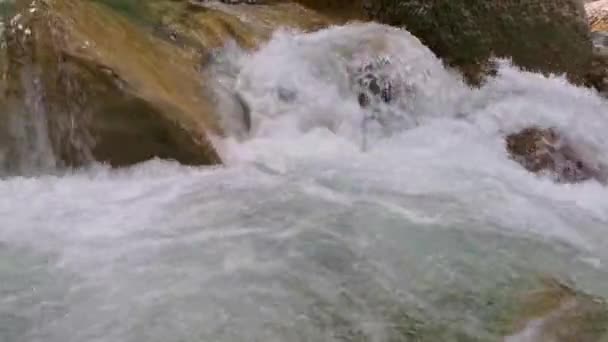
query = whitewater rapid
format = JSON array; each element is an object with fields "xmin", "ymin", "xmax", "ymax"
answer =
[{"xmin": 2, "ymin": 23, "xmax": 608, "ymax": 341}]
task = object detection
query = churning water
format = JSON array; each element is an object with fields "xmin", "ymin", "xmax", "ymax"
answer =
[{"xmin": 2, "ymin": 23, "xmax": 608, "ymax": 341}]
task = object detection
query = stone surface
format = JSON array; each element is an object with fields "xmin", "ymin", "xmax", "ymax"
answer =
[
  {"xmin": 2, "ymin": 0, "xmax": 223, "ymax": 169},
  {"xmin": 0, "ymin": 0, "xmax": 334, "ymax": 171},
  {"xmin": 506, "ymin": 128, "xmax": 607, "ymax": 184}
]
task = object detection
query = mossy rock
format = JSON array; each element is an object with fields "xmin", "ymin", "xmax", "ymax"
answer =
[{"xmin": 1, "ymin": 0, "xmax": 227, "ymax": 169}]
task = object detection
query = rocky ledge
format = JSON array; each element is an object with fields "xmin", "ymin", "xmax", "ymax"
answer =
[{"xmin": 0, "ymin": 0, "xmax": 333, "ymax": 170}]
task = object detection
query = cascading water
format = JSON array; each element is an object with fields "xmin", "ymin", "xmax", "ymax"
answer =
[{"xmin": 2, "ymin": 23, "xmax": 608, "ymax": 341}]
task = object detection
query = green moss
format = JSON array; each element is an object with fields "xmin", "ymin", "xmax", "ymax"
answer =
[
  {"xmin": 0, "ymin": 2, "xmax": 16, "ymax": 20},
  {"xmin": 363, "ymin": 0, "xmax": 592, "ymax": 84}
]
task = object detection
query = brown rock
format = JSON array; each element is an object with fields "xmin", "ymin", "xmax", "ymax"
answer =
[
  {"xmin": 0, "ymin": 0, "xmax": 335, "ymax": 172},
  {"xmin": 119, "ymin": 0, "xmax": 334, "ymax": 52},
  {"xmin": 295, "ymin": 0, "xmax": 593, "ymax": 85},
  {"xmin": 2, "ymin": 0, "xmax": 222, "ymax": 170},
  {"xmin": 506, "ymin": 128, "xmax": 606, "ymax": 184}
]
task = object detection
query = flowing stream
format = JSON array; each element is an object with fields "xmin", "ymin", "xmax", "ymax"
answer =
[{"xmin": 2, "ymin": 23, "xmax": 608, "ymax": 341}]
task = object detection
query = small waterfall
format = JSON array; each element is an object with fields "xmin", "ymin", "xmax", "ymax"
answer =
[{"xmin": 0, "ymin": 7, "xmax": 97, "ymax": 176}]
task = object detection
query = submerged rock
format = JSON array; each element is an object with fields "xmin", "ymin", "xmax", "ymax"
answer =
[
  {"xmin": 2, "ymin": 0, "xmax": 222, "ymax": 169},
  {"xmin": 146, "ymin": 0, "xmax": 332, "ymax": 52},
  {"xmin": 505, "ymin": 278, "xmax": 608, "ymax": 341},
  {"xmin": 506, "ymin": 128, "xmax": 606, "ymax": 184}
]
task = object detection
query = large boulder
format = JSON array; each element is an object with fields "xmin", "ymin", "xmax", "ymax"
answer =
[
  {"xmin": 0, "ymin": 0, "xmax": 334, "ymax": 172},
  {"xmin": 296, "ymin": 0, "xmax": 593, "ymax": 84},
  {"xmin": 98, "ymin": 0, "xmax": 333, "ymax": 52},
  {"xmin": 506, "ymin": 127, "xmax": 607, "ymax": 184},
  {"xmin": 2, "ymin": 0, "xmax": 222, "ymax": 170}
]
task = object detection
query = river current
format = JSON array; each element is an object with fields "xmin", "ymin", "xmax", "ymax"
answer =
[{"xmin": 2, "ymin": 23, "xmax": 608, "ymax": 341}]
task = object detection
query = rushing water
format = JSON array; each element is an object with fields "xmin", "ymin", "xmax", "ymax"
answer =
[{"xmin": 2, "ymin": 23, "xmax": 608, "ymax": 341}]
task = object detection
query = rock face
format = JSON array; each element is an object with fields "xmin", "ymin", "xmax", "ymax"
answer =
[
  {"xmin": 2, "ymin": 0, "xmax": 222, "ymax": 170},
  {"xmin": 585, "ymin": 50, "xmax": 608, "ymax": 97},
  {"xmin": 506, "ymin": 128, "xmax": 606, "ymax": 184},
  {"xmin": 587, "ymin": 0, "xmax": 608, "ymax": 32},
  {"xmin": 0, "ymin": 0, "xmax": 333, "ymax": 171},
  {"xmin": 296, "ymin": 0, "xmax": 593, "ymax": 84}
]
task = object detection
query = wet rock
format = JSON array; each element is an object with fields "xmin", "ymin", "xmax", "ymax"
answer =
[
  {"xmin": 505, "ymin": 278, "xmax": 608, "ymax": 341},
  {"xmin": 296, "ymin": 0, "xmax": 593, "ymax": 85},
  {"xmin": 506, "ymin": 128, "xmax": 606, "ymax": 184},
  {"xmin": 356, "ymin": 75, "xmax": 393, "ymax": 108},
  {"xmin": 376, "ymin": 0, "xmax": 593, "ymax": 85},
  {"xmin": 352, "ymin": 57, "xmax": 394, "ymax": 108},
  {"xmin": 2, "ymin": 0, "xmax": 222, "ymax": 168}
]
